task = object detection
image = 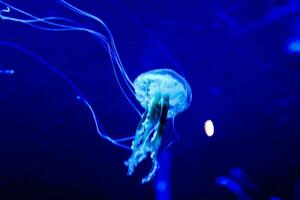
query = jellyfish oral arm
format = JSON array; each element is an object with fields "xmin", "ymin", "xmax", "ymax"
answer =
[{"xmin": 125, "ymin": 92, "xmax": 169, "ymax": 183}]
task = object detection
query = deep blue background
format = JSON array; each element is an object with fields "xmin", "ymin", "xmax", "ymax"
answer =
[{"xmin": 0, "ymin": 0, "xmax": 300, "ymax": 199}]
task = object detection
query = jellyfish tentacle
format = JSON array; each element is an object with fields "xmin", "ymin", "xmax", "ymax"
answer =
[
  {"xmin": 57, "ymin": 0, "xmax": 132, "ymax": 86},
  {"xmin": 57, "ymin": 0, "xmax": 139, "ymax": 114},
  {"xmin": 0, "ymin": 2, "xmax": 84, "ymax": 31},
  {"xmin": 0, "ymin": 40, "xmax": 134, "ymax": 150},
  {"xmin": 114, "ymin": 136, "xmax": 135, "ymax": 142},
  {"xmin": 0, "ymin": 1, "xmax": 142, "ymax": 116},
  {"xmin": 77, "ymin": 96, "xmax": 132, "ymax": 150},
  {"xmin": 163, "ymin": 116, "xmax": 181, "ymax": 152},
  {"xmin": 0, "ymin": 41, "xmax": 84, "ymax": 98},
  {"xmin": 0, "ymin": 1, "xmax": 140, "ymax": 147}
]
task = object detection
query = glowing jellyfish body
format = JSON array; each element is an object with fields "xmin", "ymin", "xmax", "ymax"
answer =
[
  {"xmin": 0, "ymin": 0, "xmax": 192, "ymax": 183},
  {"xmin": 125, "ymin": 69, "xmax": 192, "ymax": 183}
]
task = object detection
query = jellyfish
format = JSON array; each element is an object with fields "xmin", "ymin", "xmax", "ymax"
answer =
[
  {"xmin": 0, "ymin": 0, "xmax": 192, "ymax": 183},
  {"xmin": 125, "ymin": 69, "xmax": 191, "ymax": 183}
]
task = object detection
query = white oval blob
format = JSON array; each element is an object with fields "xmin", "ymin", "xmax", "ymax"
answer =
[{"xmin": 204, "ymin": 120, "xmax": 214, "ymax": 137}]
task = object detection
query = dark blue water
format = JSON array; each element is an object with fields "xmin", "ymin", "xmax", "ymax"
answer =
[{"xmin": 0, "ymin": 0, "xmax": 300, "ymax": 199}]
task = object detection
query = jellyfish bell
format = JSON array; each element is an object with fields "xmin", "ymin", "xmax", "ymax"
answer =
[
  {"xmin": 134, "ymin": 68, "xmax": 192, "ymax": 118},
  {"xmin": 125, "ymin": 68, "xmax": 192, "ymax": 183}
]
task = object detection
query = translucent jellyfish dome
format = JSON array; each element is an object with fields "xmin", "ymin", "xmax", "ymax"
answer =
[{"xmin": 134, "ymin": 68, "xmax": 192, "ymax": 118}]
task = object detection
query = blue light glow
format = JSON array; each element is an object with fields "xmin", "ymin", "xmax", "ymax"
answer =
[
  {"xmin": 288, "ymin": 38, "xmax": 300, "ymax": 53},
  {"xmin": 0, "ymin": 69, "xmax": 14, "ymax": 75},
  {"xmin": 156, "ymin": 181, "xmax": 167, "ymax": 192},
  {"xmin": 216, "ymin": 176, "xmax": 251, "ymax": 200},
  {"xmin": 269, "ymin": 196, "xmax": 281, "ymax": 200}
]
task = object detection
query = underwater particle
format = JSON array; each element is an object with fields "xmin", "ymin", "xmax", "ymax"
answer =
[
  {"xmin": 125, "ymin": 68, "xmax": 192, "ymax": 183},
  {"xmin": 204, "ymin": 119, "xmax": 214, "ymax": 137}
]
